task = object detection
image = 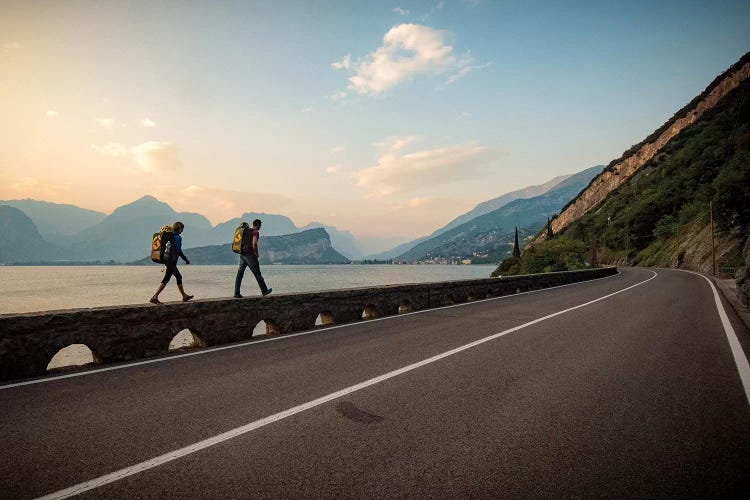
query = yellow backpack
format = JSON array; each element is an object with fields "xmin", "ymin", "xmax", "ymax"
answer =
[
  {"xmin": 232, "ymin": 222, "xmax": 251, "ymax": 254},
  {"xmin": 151, "ymin": 225, "xmax": 175, "ymax": 263}
]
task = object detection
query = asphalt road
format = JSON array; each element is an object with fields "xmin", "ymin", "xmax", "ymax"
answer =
[{"xmin": 2, "ymin": 267, "xmax": 749, "ymax": 499}]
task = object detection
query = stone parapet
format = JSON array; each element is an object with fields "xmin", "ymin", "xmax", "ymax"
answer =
[{"xmin": 0, "ymin": 268, "xmax": 617, "ymax": 381}]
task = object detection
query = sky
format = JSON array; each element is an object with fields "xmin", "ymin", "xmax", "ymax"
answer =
[{"xmin": 1, "ymin": 0, "xmax": 749, "ymax": 251}]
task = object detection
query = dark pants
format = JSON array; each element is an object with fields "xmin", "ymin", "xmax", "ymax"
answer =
[
  {"xmin": 235, "ymin": 254, "xmax": 268, "ymax": 295},
  {"xmin": 161, "ymin": 262, "xmax": 183, "ymax": 285}
]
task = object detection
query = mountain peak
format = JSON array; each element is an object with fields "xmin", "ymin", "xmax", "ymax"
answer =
[{"xmin": 109, "ymin": 195, "xmax": 176, "ymax": 220}]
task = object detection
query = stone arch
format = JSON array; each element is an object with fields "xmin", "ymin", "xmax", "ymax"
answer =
[
  {"xmin": 47, "ymin": 344, "xmax": 100, "ymax": 372},
  {"xmin": 168, "ymin": 328, "xmax": 205, "ymax": 352},
  {"xmin": 253, "ymin": 319, "xmax": 280, "ymax": 337},
  {"xmin": 398, "ymin": 300, "xmax": 412, "ymax": 314},
  {"xmin": 362, "ymin": 304, "xmax": 378, "ymax": 320},
  {"xmin": 315, "ymin": 311, "xmax": 335, "ymax": 327}
]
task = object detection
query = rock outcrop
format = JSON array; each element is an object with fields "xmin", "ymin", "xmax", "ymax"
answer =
[{"xmin": 534, "ymin": 52, "xmax": 750, "ymax": 245}]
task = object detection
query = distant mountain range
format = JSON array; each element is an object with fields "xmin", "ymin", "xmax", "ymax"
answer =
[
  {"xmin": 365, "ymin": 168, "xmax": 589, "ymax": 261},
  {"xmin": 394, "ymin": 166, "xmax": 603, "ymax": 262},
  {"xmin": 1, "ymin": 168, "xmax": 599, "ymax": 265}
]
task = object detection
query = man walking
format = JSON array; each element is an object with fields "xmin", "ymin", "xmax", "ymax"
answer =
[{"xmin": 234, "ymin": 219, "xmax": 272, "ymax": 298}]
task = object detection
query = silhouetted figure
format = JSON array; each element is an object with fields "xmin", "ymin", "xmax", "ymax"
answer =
[
  {"xmin": 150, "ymin": 221, "xmax": 193, "ymax": 304},
  {"xmin": 234, "ymin": 219, "xmax": 272, "ymax": 298}
]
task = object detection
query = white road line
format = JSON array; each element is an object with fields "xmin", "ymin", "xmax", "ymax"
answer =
[
  {"xmin": 2, "ymin": 270, "xmax": 622, "ymax": 390},
  {"xmin": 35, "ymin": 270, "xmax": 655, "ymax": 500},
  {"xmin": 681, "ymin": 270, "xmax": 750, "ymax": 406}
]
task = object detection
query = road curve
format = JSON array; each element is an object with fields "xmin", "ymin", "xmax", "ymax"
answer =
[{"xmin": 1, "ymin": 267, "xmax": 749, "ymax": 498}]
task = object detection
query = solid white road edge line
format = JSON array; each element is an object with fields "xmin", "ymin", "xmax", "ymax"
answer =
[
  {"xmin": 3, "ymin": 270, "xmax": 623, "ymax": 390},
  {"xmin": 683, "ymin": 270, "xmax": 750, "ymax": 406},
  {"xmin": 35, "ymin": 270, "xmax": 656, "ymax": 500}
]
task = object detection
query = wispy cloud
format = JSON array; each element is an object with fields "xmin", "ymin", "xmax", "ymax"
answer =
[
  {"xmin": 331, "ymin": 55, "xmax": 352, "ymax": 70},
  {"xmin": 46, "ymin": 110, "xmax": 59, "ymax": 118},
  {"xmin": 141, "ymin": 118, "xmax": 156, "ymax": 128},
  {"xmin": 92, "ymin": 141, "xmax": 181, "ymax": 173},
  {"xmin": 332, "ymin": 24, "xmax": 471, "ymax": 96},
  {"xmin": 91, "ymin": 143, "xmax": 130, "ymax": 157},
  {"xmin": 353, "ymin": 137, "xmax": 493, "ymax": 197},
  {"xmin": 330, "ymin": 145, "xmax": 346, "ymax": 154},
  {"xmin": 96, "ymin": 118, "xmax": 115, "ymax": 130},
  {"xmin": 438, "ymin": 62, "xmax": 491, "ymax": 90},
  {"xmin": 2, "ymin": 42, "xmax": 20, "ymax": 51},
  {"xmin": 326, "ymin": 164, "xmax": 343, "ymax": 174},
  {"xmin": 393, "ymin": 7, "xmax": 409, "ymax": 16},
  {"xmin": 132, "ymin": 142, "xmax": 180, "ymax": 172},
  {"xmin": 327, "ymin": 91, "xmax": 347, "ymax": 104}
]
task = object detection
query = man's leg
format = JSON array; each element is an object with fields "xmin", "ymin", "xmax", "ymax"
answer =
[
  {"xmin": 248, "ymin": 254, "xmax": 270, "ymax": 295},
  {"xmin": 234, "ymin": 256, "xmax": 248, "ymax": 297}
]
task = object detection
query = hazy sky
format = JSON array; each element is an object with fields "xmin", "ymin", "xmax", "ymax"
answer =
[{"xmin": 2, "ymin": 0, "xmax": 749, "ymax": 245}]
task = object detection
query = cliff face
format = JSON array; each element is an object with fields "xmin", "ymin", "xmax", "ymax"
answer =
[{"xmin": 535, "ymin": 53, "xmax": 750, "ymax": 244}]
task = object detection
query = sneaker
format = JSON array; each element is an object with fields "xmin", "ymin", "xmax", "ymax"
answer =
[
  {"xmin": 149, "ymin": 297, "xmax": 162, "ymax": 305},
  {"xmin": 262, "ymin": 288, "xmax": 273, "ymax": 296},
  {"xmin": 233, "ymin": 294, "xmax": 243, "ymax": 299},
  {"xmin": 182, "ymin": 295, "xmax": 194, "ymax": 302}
]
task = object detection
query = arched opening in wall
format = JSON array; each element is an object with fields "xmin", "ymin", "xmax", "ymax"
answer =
[
  {"xmin": 398, "ymin": 301, "xmax": 412, "ymax": 314},
  {"xmin": 362, "ymin": 304, "xmax": 378, "ymax": 320},
  {"xmin": 169, "ymin": 329, "xmax": 205, "ymax": 352},
  {"xmin": 47, "ymin": 344, "xmax": 99, "ymax": 372},
  {"xmin": 253, "ymin": 319, "xmax": 280, "ymax": 337},
  {"xmin": 315, "ymin": 312, "xmax": 335, "ymax": 327}
]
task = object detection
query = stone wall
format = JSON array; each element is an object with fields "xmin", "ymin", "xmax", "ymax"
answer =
[{"xmin": 0, "ymin": 268, "xmax": 617, "ymax": 381}]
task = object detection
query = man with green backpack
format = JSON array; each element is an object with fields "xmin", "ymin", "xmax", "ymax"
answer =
[{"xmin": 233, "ymin": 219, "xmax": 272, "ymax": 298}]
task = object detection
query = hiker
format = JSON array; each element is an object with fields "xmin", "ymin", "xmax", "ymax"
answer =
[
  {"xmin": 234, "ymin": 218, "xmax": 272, "ymax": 298},
  {"xmin": 150, "ymin": 221, "xmax": 194, "ymax": 304}
]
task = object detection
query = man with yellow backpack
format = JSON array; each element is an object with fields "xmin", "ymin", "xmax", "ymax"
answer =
[{"xmin": 233, "ymin": 219, "xmax": 272, "ymax": 298}]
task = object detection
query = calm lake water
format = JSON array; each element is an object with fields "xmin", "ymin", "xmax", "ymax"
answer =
[{"xmin": 0, "ymin": 264, "xmax": 497, "ymax": 315}]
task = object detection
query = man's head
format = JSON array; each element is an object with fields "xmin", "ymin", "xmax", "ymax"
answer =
[{"xmin": 253, "ymin": 219, "xmax": 262, "ymax": 229}]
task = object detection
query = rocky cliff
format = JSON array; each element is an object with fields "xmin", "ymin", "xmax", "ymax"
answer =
[{"xmin": 534, "ymin": 52, "xmax": 750, "ymax": 244}]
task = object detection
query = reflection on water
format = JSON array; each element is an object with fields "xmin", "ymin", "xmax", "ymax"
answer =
[{"xmin": 0, "ymin": 264, "xmax": 496, "ymax": 315}]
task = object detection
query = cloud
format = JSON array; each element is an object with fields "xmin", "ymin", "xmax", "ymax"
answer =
[
  {"xmin": 335, "ymin": 24, "xmax": 470, "ymax": 95},
  {"xmin": 353, "ymin": 137, "xmax": 493, "ymax": 196},
  {"xmin": 438, "ymin": 62, "xmax": 491, "ymax": 90},
  {"xmin": 326, "ymin": 165, "xmax": 343, "ymax": 174},
  {"xmin": 131, "ymin": 142, "xmax": 180, "ymax": 172},
  {"xmin": 327, "ymin": 90, "xmax": 347, "ymax": 103},
  {"xmin": 301, "ymin": 107, "xmax": 313, "ymax": 113},
  {"xmin": 393, "ymin": 7, "xmax": 409, "ymax": 16},
  {"xmin": 2, "ymin": 42, "xmax": 20, "ymax": 51},
  {"xmin": 91, "ymin": 143, "xmax": 130, "ymax": 157},
  {"xmin": 4, "ymin": 176, "xmax": 71, "ymax": 198},
  {"xmin": 91, "ymin": 141, "xmax": 181, "ymax": 173},
  {"xmin": 331, "ymin": 55, "xmax": 352, "ymax": 70},
  {"xmin": 330, "ymin": 145, "xmax": 346, "ymax": 154},
  {"xmin": 46, "ymin": 110, "xmax": 59, "ymax": 118},
  {"xmin": 97, "ymin": 118, "xmax": 115, "ymax": 130},
  {"xmin": 141, "ymin": 118, "xmax": 156, "ymax": 128}
]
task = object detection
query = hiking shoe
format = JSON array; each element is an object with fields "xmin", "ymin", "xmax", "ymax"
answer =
[
  {"xmin": 233, "ymin": 294, "xmax": 243, "ymax": 299},
  {"xmin": 262, "ymin": 288, "xmax": 273, "ymax": 296}
]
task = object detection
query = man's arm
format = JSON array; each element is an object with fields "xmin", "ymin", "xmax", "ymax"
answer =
[{"xmin": 252, "ymin": 234, "xmax": 259, "ymax": 257}]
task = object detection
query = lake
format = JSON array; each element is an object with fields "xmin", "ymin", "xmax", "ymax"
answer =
[{"xmin": 0, "ymin": 264, "xmax": 497, "ymax": 315}]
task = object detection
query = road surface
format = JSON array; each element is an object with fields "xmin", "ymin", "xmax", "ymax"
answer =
[{"xmin": 1, "ymin": 267, "xmax": 749, "ymax": 498}]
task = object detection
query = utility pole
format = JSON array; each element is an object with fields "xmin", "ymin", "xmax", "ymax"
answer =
[{"xmin": 710, "ymin": 201, "xmax": 716, "ymax": 276}]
